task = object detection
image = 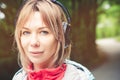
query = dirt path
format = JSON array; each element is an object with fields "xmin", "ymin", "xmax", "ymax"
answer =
[{"xmin": 92, "ymin": 38, "xmax": 120, "ymax": 80}]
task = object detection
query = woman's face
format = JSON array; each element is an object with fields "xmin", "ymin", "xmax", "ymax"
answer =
[{"xmin": 20, "ymin": 12, "xmax": 58, "ymax": 69}]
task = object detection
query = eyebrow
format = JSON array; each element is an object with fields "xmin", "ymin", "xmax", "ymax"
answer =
[{"xmin": 22, "ymin": 26, "xmax": 49, "ymax": 30}]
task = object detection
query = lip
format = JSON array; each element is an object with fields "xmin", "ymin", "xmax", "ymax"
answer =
[{"xmin": 29, "ymin": 51, "xmax": 43, "ymax": 55}]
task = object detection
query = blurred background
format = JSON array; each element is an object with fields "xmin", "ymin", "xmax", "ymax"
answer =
[{"xmin": 0, "ymin": 0, "xmax": 120, "ymax": 80}]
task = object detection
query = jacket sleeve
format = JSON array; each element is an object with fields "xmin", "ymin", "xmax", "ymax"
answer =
[
  {"xmin": 12, "ymin": 68, "xmax": 27, "ymax": 80},
  {"xmin": 65, "ymin": 59, "xmax": 95, "ymax": 80}
]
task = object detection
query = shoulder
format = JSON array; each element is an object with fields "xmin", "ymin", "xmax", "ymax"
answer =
[
  {"xmin": 12, "ymin": 68, "xmax": 27, "ymax": 80},
  {"xmin": 63, "ymin": 63, "xmax": 88, "ymax": 80},
  {"xmin": 63, "ymin": 59, "xmax": 95, "ymax": 80}
]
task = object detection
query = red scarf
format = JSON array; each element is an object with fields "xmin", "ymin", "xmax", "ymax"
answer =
[{"xmin": 28, "ymin": 64, "xmax": 66, "ymax": 80}]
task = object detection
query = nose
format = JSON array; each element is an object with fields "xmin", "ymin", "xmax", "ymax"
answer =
[{"xmin": 30, "ymin": 34, "xmax": 40, "ymax": 47}]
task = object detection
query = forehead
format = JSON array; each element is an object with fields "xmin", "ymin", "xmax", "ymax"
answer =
[{"xmin": 24, "ymin": 12, "xmax": 46, "ymax": 28}]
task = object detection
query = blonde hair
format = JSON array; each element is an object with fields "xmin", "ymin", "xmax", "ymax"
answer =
[{"xmin": 15, "ymin": 0, "xmax": 71, "ymax": 71}]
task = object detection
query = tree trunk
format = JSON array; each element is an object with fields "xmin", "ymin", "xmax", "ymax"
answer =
[{"xmin": 70, "ymin": 0, "xmax": 98, "ymax": 68}]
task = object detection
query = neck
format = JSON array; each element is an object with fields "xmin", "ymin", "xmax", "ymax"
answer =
[{"xmin": 33, "ymin": 55, "xmax": 58, "ymax": 71}]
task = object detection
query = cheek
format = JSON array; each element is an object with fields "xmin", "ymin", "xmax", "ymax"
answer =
[
  {"xmin": 42, "ymin": 36, "xmax": 58, "ymax": 51},
  {"xmin": 50, "ymin": 40, "xmax": 58, "ymax": 52},
  {"xmin": 20, "ymin": 37, "xmax": 29, "ymax": 48}
]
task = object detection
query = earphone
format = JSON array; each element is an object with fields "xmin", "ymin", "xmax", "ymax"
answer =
[{"xmin": 51, "ymin": 0, "xmax": 71, "ymax": 48}]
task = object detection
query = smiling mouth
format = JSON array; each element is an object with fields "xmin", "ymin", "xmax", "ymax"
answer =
[{"xmin": 30, "ymin": 51, "xmax": 43, "ymax": 55}]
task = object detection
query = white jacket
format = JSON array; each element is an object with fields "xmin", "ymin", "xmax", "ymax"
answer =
[{"xmin": 12, "ymin": 60, "xmax": 95, "ymax": 80}]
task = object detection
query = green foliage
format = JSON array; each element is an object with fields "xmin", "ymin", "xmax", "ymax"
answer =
[
  {"xmin": 96, "ymin": 26, "xmax": 120, "ymax": 39},
  {"xmin": 96, "ymin": 1, "xmax": 120, "ymax": 39},
  {"xmin": 115, "ymin": 36, "xmax": 120, "ymax": 42},
  {"xmin": 59, "ymin": 0, "xmax": 72, "ymax": 14}
]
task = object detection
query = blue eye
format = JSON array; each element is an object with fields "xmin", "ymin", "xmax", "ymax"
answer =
[
  {"xmin": 40, "ymin": 31, "xmax": 49, "ymax": 35},
  {"xmin": 23, "ymin": 31, "xmax": 30, "ymax": 35}
]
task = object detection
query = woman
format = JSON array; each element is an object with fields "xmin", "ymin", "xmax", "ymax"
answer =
[{"xmin": 12, "ymin": 0, "xmax": 95, "ymax": 80}]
